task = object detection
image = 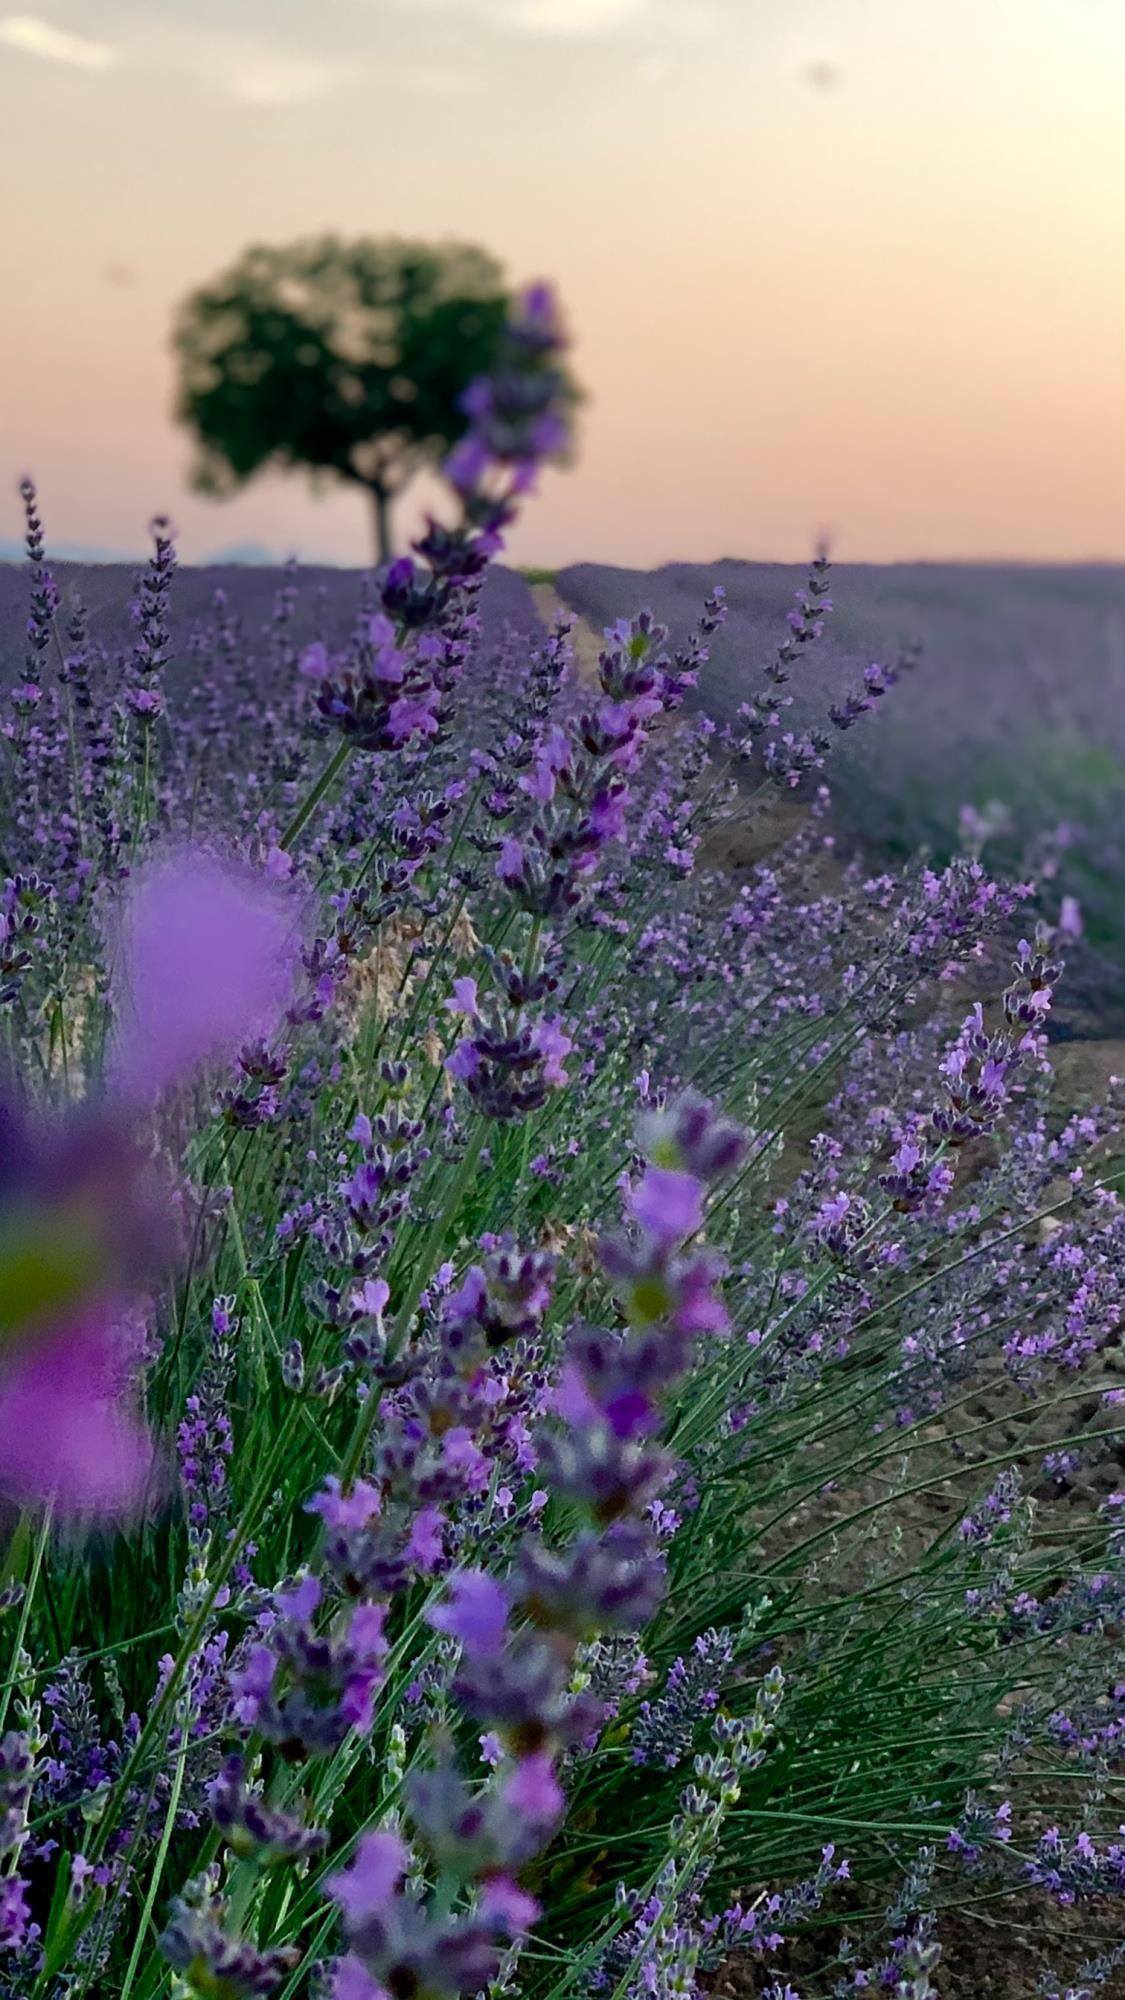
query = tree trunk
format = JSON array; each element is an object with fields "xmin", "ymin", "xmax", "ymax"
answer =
[{"xmin": 369, "ymin": 483, "xmax": 393, "ymax": 567}]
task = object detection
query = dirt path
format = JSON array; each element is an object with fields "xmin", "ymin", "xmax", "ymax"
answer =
[{"xmin": 528, "ymin": 580, "xmax": 603, "ymax": 688}]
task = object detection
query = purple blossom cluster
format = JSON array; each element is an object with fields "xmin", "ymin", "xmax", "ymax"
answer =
[
  {"xmin": 310, "ymin": 1094, "xmax": 746, "ymax": 2000},
  {"xmin": 630, "ymin": 1627, "xmax": 735, "ymax": 1769}
]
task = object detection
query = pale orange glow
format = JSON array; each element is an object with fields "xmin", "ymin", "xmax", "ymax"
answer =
[{"xmin": 1, "ymin": 0, "xmax": 1123, "ymax": 564}]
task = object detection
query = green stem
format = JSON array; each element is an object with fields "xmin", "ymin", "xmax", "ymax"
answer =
[
  {"xmin": 279, "ymin": 739, "xmax": 352, "ymax": 851},
  {"xmin": 0, "ymin": 1509, "xmax": 50, "ymax": 1737},
  {"xmin": 113, "ymin": 1695, "xmax": 190, "ymax": 2000}
]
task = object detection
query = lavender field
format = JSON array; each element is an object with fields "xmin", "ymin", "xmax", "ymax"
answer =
[
  {"xmin": 9, "ymin": 549, "xmax": 1122, "ymax": 1027},
  {"xmin": 1, "ymin": 293, "xmax": 1125, "ymax": 2000},
  {"xmin": 0, "ymin": 560, "xmax": 543, "ymax": 699}
]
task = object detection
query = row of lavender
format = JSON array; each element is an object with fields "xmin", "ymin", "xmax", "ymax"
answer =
[
  {"xmin": 0, "ymin": 290, "xmax": 1123, "ymax": 2000},
  {"xmin": 556, "ymin": 557, "xmax": 1125, "ymax": 1031}
]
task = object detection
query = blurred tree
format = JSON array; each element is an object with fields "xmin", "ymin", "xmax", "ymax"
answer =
[{"xmin": 173, "ymin": 236, "xmax": 567, "ymax": 564}]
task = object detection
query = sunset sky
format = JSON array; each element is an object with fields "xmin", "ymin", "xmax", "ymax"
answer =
[{"xmin": 2, "ymin": 0, "xmax": 1124, "ymax": 567}]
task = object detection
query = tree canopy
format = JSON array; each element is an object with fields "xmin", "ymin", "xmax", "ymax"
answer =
[{"xmin": 172, "ymin": 236, "xmax": 540, "ymax": 562}]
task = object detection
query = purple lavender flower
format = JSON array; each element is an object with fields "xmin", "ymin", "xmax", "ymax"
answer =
[
  {"xmin": 109, "ymin": 846, "xmax": 302, "ymax": 1100},
  {"xmin": 160, "ymin": 1866, "xmax": 300, "ymax": 1995},
  {"xmin": 328, "ymin": 1827, "xmax": 515, "ymax": 2000},
  {"xmin": 631, "ymin": 1628, "xmax": 735, "ymax": 1769},
  {"xmin": 209, "ymin": 1754, "xmax": 327, "ymax": 1865},
  {"xmin": 0, "ymin": 1303, "xmax": 155, "ymax": 1517},
  {"xmin": 629, "ymin": 1167, "xmax": 704, "ymax": 1248},
  {"xmin": 427, "ymin": 1571, "xmax": 508, "ymax": 1659},
  {"xmin": 232, "ymin": 1577, "xmax": 389, "ymax": 1759}
]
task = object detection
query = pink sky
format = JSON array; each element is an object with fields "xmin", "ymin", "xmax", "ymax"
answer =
[{"xmin": 2, "ymin": 0, "xmax": 1124, "ymax": 566}]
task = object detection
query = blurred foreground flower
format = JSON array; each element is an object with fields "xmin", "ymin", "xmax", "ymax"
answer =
[
  {"xmin": 0, "ymin": 1091, "xmax": 169, "ymax": 1517},
  {"xmin": 0, "ymin": 1092, "xmax": 170, "ymax": 1341},
  {"xmin": 109, "ymin": 846, "xmax": 301, "ymax": 1101},
  {"xmin": 0, "ymin": 849, "xmax": 301, "ymax": 1516},
  {"xmin": 0, "ymin": 1302, "xmax": 154, "ymax": 1515}
]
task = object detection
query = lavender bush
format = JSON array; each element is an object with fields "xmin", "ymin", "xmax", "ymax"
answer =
[{"xmin": 0, "ymin": 291, "xmax": 1123, "ymax": 2000}]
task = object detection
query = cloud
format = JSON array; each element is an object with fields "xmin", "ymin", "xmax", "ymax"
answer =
[
  {"xmin": 219, "ymin": 49, "xmax": 352, "ymax": 107},
  {"xmin": 407, "ymin": 0, "xmax": 654, "ymax": 36},
  {"xmin": 110, "ymin": 21, "xmax": 355, "ymax": 107},
  {"xmin": 0, "ymin": 13, "xmax": 115, "ymax": 70},
  {"xmin": 499, "ymin": 0, "xmax": 650, "ymax": 31},
  {"xmin": 0, "ymin": 13, "xmax": 347, "ymax": 102}
]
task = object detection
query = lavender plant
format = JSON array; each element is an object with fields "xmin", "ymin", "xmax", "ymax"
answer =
[{"xmin": 0, "ymin": 287, "xmax": 1122, "ymax": 2000}]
